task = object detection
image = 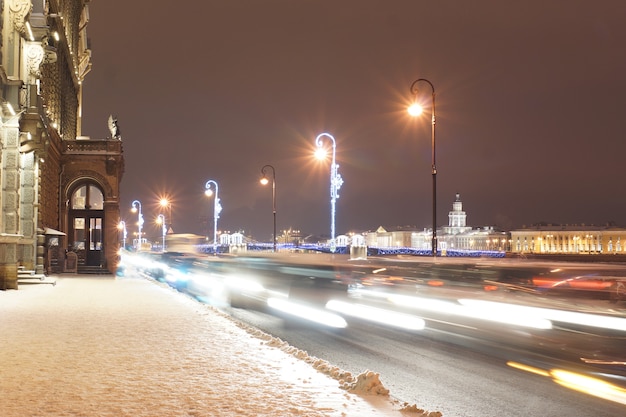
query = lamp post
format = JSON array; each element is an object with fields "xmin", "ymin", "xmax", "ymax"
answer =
[
  {"xmin": 118, "ymin": 221, "xmax": 127, "ymax": 250},
  {"xmin": 159, "ymin": 198, "xmax": 172, "ymax": 233},
  {"xmin": 260, "ymin": 164, "xmax": 277, "ymax": 252},
  {"xmin": 130, "ymin": 200, "xmax": 144, "ymax": 251},
  {"xmin": 156, "ymin": 214, "xmax": 166, "ymax": 252},
  {"xmin": 314, "ymin": 132, "xmax": 343, "ymax": 253},
  {"xmin": 204, "ymin": 180, "xmax": 222, "ymax": 253},
  {"xmin": 408, "ymin": 78, "xmax": 437, "ymax": 257}
]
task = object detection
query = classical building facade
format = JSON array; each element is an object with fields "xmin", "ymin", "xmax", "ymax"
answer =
[
  {"xmin": 510, "ymin": 224, "xmax": 626, "ymax": 255},
  {"xmin": 360, "ymin": 193, "xmax": 626, "ymax": 256},
  {"xmin": 1, "ymin": 0, "xmax": 124, "ymax": 289},
  {"xmin": 364, "ymin": 194, "xmax": 509, "ymax": 253}
]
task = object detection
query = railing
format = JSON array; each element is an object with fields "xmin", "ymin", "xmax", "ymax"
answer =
[
  {"xmin": 196, "ymin": 243, "xmax": 506, "ymax": 258},
  {"xmin": 63, "ymin": 139, "xmax": 123, "ymax": 154}
]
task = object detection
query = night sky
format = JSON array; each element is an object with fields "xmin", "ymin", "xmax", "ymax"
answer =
[{"xmin": 81, "ymin": 1, "xmax": 626, "ymax": 242}]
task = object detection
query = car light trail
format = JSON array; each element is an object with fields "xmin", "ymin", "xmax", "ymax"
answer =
[
  {"xmin": 507, "ymin": 361, "xmax": 550, "ymax": 377},
  {"xmin": 508, "ymin": 361, "xmax": 626, "ymax": 406},
  {"xmin": 325, "ymin": 300, "xmax": 425, "ymax": 331},
  {"xmin": 224, "ymin": 276, "xmax": 265, "ymax": 293},
  {"xmin": 390, "ymin": 294, "xmax": 552, "ymax": 329},
  {"xmin": 459, "ymin": 299, "xmax": 626, "ymax": 331},
  {"xmin": 267, "ymin": 298, "xmax": 348, "ymax": 329}
]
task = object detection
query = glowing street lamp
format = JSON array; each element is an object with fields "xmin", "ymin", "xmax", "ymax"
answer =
[
  {"xmin": 156, "ymin": 214, "xmax": 166, "ymax": 252},
  {"xmin": 159, "ymin": 198, "xmax": 172, "ymax": 233},
  {"xmin": 131, "ymin": 200, "xmax": 144, "ymax": 251},
  {"xmin": 260, "ymin": 164, "xmax": 277, "ymax": 252},
  {"xmin": 314, "ymin": 132, "xmax": 343, "ymax": 253},
  {"xmin": 409, "ymin": 78, "xmax": 437, "ymax": 257},
  {"xmin": 117, "ymin": 221, "xmax": 127, "ymax": 249},
  {"xmin": 204, "ymin": 180, "xmax": 222, "ymax": 253}
]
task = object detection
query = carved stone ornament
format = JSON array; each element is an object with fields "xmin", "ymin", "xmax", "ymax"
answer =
[
  {"xmin": 10, "ymin": 0, "xmax": 32, "ymax": 35},
  {"xmin": 26, "ymin": 43, "xmax": 45, "ymax": 80},
  {"xmin": 42, "ymin": 36, "xmax": 58, "ymax": 64}
]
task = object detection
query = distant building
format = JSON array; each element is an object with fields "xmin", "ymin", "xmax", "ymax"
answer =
[
  {"xmin": 510, "ymin": 224, "xmax": 626, "ymax": 254},
  {"xmin": 365, "ymin": 194, "xmax": 509, "ymax": 253},
  {"xmin": 362, "ymin": 192, "xmax": 626, "ymax": 255}
]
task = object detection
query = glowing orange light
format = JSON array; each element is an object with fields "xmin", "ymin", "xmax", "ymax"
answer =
[
  {"xmin": 407, "ymin": 103, "xmax": 424, "ymax": 117},
  {"xmin": 314, "ymin": 147, "xmax": 327, "ymax": 160}
]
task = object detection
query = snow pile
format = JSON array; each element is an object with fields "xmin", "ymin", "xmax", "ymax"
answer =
[
  {"xmin": 225, "ymin": 309, "xmax": 387, "ymax": 394},
  {"xmin": 399, "ymin": 403, "xmax": 444, "ymax": 417},
  {"xmin": 340, "ymin": 370, "xmax": 390, "ymax": 395}
]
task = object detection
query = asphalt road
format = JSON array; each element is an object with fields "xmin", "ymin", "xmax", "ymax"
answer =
[
  {"xmin": 129, "ymin": 250, "xmax": 626, "ymax": 416},
  {"xmin": 227, "ymin": 303, "xmax": 626, "ymax": 417}
]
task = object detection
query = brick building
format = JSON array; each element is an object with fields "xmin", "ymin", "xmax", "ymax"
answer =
[{"xmin": 1, "ymin": 0, "xmax": 124, "ymax": 289}]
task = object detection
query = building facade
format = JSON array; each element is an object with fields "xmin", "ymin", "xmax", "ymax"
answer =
[
  {"xmin": 1, "ymin": 0, "xmax": 124, "ymax": 289},
  {"xmin": 364, "ymin": 194, "xmax": 509, "ymax": 253},
  {"xmin": 510, "ymin": 224, "xmax": 626, "ymax": 255},
  {"xmin": 361, "ymin": 193, "xmax": 625, "ymax": 256}
]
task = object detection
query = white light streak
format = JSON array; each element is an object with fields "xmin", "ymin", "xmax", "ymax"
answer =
[
  {"xmin": 267, "ymin": 298, "xmax": 347, "ymax": 328},
  {"xmin": 326, "ymin": 300, "xmax": 425, "ymax": 331}
]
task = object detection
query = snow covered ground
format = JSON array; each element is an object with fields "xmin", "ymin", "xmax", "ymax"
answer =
[{"xmin": 0, "ymin": 275, "xmax": 441, "ymax": 416}]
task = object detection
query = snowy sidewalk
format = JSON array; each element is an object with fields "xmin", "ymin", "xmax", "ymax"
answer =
[{"xmin": 0, "ymin": 275, "xmax": 429, "ymax": 417}]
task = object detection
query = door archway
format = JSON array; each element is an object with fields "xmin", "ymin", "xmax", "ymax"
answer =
[{"xmin": 68, "ymin": 182, "xmax": 105, "ymax": 268}]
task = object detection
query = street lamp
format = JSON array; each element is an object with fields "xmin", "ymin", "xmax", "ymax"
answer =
[
  {"xmin": 260, "ymin": 164, "xmax": 277, "ymax": 252},
  {"xmin": 156, "ymin": 214, "xmax": 166, "ymax": 252},
  {"xmin": 204, "ymin": 180, "xmax": 222, "ymax": 253},
  {"xmin": 130, "ymin": 200, "xmax": 144, "ymax": 251},
  {"xmin": 314, "ymin": 132, "xmax": 343, "ymax": 253},
  {"xmin": 117, "ymin": 221, "xmax": 127, "ymax": 250},
  {"xmin": 159, "ymin": 197, "xmax": 173, "ymax": 233},
  {"xmin": 409, "ymin": 78, "xmax": 437, "ymax": 257},
  {"xmin": 159, "ymin": 197, "xmax": 174, "ymax": 233}
]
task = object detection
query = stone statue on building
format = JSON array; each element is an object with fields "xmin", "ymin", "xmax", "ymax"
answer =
[{"xmin": 107, "ymin": 115, "xmax": 121, "ymax": 140}]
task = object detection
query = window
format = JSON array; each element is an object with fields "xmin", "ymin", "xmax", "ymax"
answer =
[
  {"xmin": 90, "ymin": 218, "xmax": 102, "ymax": 250},
  {"xmin": 73, "ymin": 217, "xmax": 85, "ymax": 250},
  {"xmin": 71, "ymin": 184, "xmax": 104, "ymax": 210},
  {"xmin": 89, "ymin": 185, "xmax": 104, "ymax": 209}
]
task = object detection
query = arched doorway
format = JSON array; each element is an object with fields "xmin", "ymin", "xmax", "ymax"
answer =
[{"xmin": 68, "ymin": 182, "xmax": 105, "ymax": 268}]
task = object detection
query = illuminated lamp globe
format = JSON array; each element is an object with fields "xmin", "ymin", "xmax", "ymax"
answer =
[
  {"xmin": 407, "ymin": 103, "xmax": 424, "ymax": 117},
  {"xmin": 314, "ymin": 148, "xmax": 327, "ymax": 160}
]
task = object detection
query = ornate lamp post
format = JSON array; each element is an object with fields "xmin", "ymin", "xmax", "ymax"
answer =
[
  {"xmin": 204, "ymin": 180, "xmax": 222, "ymax": 253},
  {"xmin": 156, "ymin": 214, "xmax": 166, "ymax": 252},
  {"xmin": 314, "ymin": 132, "xmax": 343, "ymax": 253},
  {"xmin": 260, "ymin": 165, "xmax": 277, "ymax": 252},
  {"xmin": 130, "ymin": 200, "xmax": 144, "ymax": 251},
  {"xmin": 408, "ymin": 78, "xmax": 437, "ymax": 257}
]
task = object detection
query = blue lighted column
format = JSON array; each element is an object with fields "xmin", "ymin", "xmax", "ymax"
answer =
[
  {"xmin": 315, "ymin": 133, "xmax": 343, "ymax": 253},
  {"xmin": 131, "ymin": 200, "xmax": 144, "ymax": 251},
  {"xmin": 204, "ymin": 180, "xmax": 222, "ymax": 253},
  {"xmin": 409, "ymin": 78, "xmax": 437, "ymax": 257}
]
